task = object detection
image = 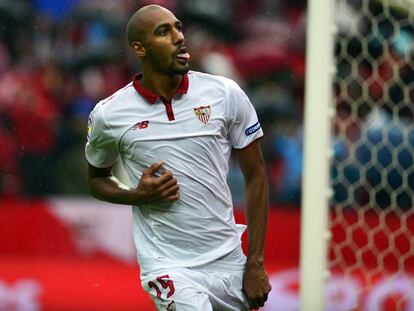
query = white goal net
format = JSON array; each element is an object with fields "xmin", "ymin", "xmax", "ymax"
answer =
[{"xmin": 330, "ymin": 0, "xmax": 414, "ymax": 309}]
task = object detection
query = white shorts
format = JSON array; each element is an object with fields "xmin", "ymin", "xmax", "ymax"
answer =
[{"xmin": 140, "ymin": 249, "xmax": 250, "ymax": 311}]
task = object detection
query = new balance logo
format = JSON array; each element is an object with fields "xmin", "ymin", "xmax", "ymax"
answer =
[{"xmin": 133, "ymin": 120, "xmax": 149, "ymax": 130}]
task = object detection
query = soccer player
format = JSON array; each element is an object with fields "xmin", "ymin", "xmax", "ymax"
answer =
[{"xmin": 85, "ymin": 4, "xmax": 271, "ymax": 310}]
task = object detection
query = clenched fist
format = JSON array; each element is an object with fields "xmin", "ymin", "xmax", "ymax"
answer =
[{"xmin": 132, "ymin": 161, "xmax": 180, "ymax": 204}]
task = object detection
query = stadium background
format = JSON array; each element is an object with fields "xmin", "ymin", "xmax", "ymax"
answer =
[{"xmin": 0, "ymin": 0, "xmax": 413, "ymax": 310}]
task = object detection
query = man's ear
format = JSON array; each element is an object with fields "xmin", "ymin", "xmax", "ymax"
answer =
[{"xmin": 132, "ymin": 41, "xmax": 146, "ymax": 57}]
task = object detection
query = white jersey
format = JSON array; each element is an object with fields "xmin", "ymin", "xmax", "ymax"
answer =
[{"xmin": 85, "ymin": 71, "xmax": 263, "ymax": 274}]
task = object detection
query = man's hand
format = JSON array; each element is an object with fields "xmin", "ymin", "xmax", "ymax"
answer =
[
  {"xmin": 133, "ymin": 161, "xmax": 180, "ymax": 204},
  {"xmin": 243, "ymin": 261, "xmax": 272, "ymax": 310}
]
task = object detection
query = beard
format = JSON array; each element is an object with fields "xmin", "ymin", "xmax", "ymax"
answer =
[{"xmin": 147, "ymin": 49, "xmax": 189, "ymax": 75}]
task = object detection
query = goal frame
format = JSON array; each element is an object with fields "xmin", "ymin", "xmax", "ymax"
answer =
[{"xmin": 299, "ymin": 0, "xmax": 335, "ymax": 309}]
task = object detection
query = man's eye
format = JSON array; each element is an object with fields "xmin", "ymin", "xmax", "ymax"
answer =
[{"xmin": 158, "ymin": 29, "xmax": 167, "ymax": 36}]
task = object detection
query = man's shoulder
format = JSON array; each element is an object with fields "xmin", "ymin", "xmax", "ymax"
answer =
[
  {"xmin": 189, "ymin": 70, "xmax": 237, "ymax": 90},
  {"xmin": 93, "ymin": 82, "xmax": 135, "ymax": 112}
]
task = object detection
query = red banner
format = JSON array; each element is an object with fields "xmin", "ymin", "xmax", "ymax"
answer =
[{"xmin": 0, "ymin": 198, "xmax": 412, "ymax": 310}]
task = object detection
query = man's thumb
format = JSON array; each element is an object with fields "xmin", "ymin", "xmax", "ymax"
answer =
[{"xmin": 143, "ymin": 161, "xmax": 165, "ymax": 176}]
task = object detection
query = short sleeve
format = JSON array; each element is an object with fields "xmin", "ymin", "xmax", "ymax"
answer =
[
  {"xmin": 85, "ymin": 104, "xmax": 119, "ymax": 168},
  {"xmin": 226, "ymin": 79, "xmax": 263, "ymax": 149}
]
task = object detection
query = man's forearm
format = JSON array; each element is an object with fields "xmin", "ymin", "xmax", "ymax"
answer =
[
  {"xmin": 87, "ymin": 161, "xmax": 180, "ymax": 206},
  {"xmin": 244, "ymin": 164, "xmax": 269, "ymax": 266},
  {"xmin": 240, "ymin": 150, "xmax": 272, "ymax": 310},
  {"xmin": 88, "ymin": 175, "xmax": 135, "ymax": 205}
]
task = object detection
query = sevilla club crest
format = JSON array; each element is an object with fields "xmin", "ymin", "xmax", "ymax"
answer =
[{"xmin": 193, "ymin": 106, "xmax": 211, "ymax": 124}]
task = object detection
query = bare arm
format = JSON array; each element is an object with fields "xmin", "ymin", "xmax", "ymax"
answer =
[
  {"xmin": 234, "ymin": 140, "xmax": 271, "ymax": 310},
  {"xmin": 87, "ymin": 161, "xmax": 180, "ymax": 205}
]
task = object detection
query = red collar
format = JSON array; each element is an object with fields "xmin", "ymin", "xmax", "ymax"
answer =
[{"xmin": 132, "ymin": 73, "xmax": 189, "ymax": 104}]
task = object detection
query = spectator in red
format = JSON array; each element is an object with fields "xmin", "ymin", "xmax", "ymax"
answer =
[
  {"xmin": 0, "ymin": 127, "xmax": 20, "ymax": 196},
  {"xmin": 8, "ymin": 80, "xmax": 58, "ymax": 196}
]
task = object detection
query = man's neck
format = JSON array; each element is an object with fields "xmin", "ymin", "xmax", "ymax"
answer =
[{"xmin": 141, "ymin": 71, "xmax": 182, "ymax": 101}]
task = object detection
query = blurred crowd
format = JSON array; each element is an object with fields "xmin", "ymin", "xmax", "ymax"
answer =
[
  {"xmin": 0, "ymin": 0, "xmax": 307, "ymax": 204},
  {"xmin": 333, "ymin": 0, "xmax": 414, "ymax": 211}
]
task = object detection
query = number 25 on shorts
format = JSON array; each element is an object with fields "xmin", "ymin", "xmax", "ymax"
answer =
[{"xmin": 148, "ymin": 275, "xmax": 175, "ymax": 299}]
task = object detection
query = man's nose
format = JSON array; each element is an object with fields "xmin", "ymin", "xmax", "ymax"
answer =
[{"xmin": 172, "ymin": 28, "xmax": 184, "ymax": 45}]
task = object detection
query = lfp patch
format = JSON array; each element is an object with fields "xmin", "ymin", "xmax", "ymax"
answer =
[
  {"xmin": 245, "ymin": 121, "xmax": 261, "ymax": 136},
  {"xmin": 87, "ymin": 114, "xmax": 93, "ymax": 141}
]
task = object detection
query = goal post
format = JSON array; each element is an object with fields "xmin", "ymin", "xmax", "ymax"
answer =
[
  {"xmin": 301, "ymin": 0, "xmax": 414, "ymax": 310},
  {"xmin": 299, "ymin": 0, "xmax": 335, "ymax": 310}
]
